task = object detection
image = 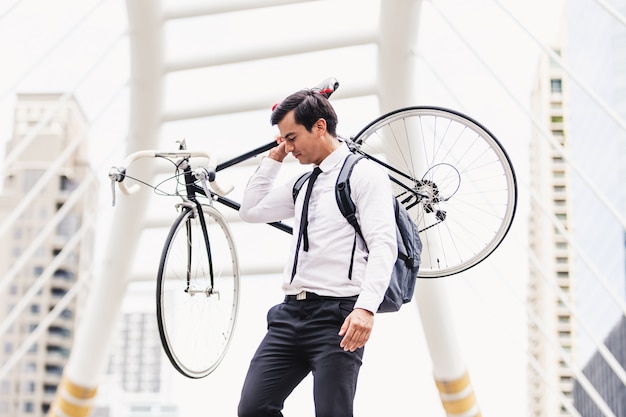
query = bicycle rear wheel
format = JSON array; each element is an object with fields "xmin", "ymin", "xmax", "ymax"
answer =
[
  {"xmin": 156, "ymin": 204, "xmax": 239, "ymax": 378},
  {"xmin": 352, "ymin": 106, "xmax": 517, "ymax": 278}
]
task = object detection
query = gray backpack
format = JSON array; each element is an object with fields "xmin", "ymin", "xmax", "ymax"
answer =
[{"xmin": 293, "ymin": 153, "xmax": 422, "ymax": 312}]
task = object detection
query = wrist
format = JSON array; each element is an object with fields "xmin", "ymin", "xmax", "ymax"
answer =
[{"xmin": 355, "ymin": 307, "xmax": 374, "ymax": 316}]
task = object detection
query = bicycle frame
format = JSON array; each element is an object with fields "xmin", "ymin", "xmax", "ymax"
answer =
[
  {"xmin": 209, "ymin": 140, "xmax": 295, "ymax": 234},
  {"xmin": 203, "ymin": 138, "xmax": 430, "ymax": 234},
  {"xmin": 111, "ymin": 104, "xmax": 517, "ymax": 281}
]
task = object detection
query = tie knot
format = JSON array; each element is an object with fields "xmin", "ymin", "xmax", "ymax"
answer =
[{"xmin": 308, "ymin": 166, "xmax": 322, "ymax": 183}]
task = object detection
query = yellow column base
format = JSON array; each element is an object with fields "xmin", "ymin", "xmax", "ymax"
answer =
[
  {"xmin": 47, "ymin": 374, "xmax": 97, "ymax": 417},
  {"xmin": 435, "ymin": 371, "xmax": 481, "ymax": 417}
]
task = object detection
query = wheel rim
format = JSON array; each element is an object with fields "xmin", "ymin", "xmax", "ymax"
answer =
[
  {"xmin": 157, "ymin": 205, "xmax": 239, "ymax": 378},
  {"xmin": 353, "ymin": 106, "xmax": 517, "ymax": 278}
]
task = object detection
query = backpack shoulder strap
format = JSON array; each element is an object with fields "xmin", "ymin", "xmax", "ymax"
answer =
[
  {"xmin": 292, "ymin": 171, "xmax": 313, "ymax": 203},
  {"xmin": 335, "ymin": 153, "xmax": 366, "ymax": 236}
]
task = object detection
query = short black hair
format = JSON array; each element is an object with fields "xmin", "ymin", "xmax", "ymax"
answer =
[{"xmin": 270, "ymin": 89, "xmax": 338, "ymax": 136}]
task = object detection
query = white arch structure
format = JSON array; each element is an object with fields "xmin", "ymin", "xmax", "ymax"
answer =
[
  {"xmin": 47, "ymin": 1, "xmax": 478, "ymax": 416},
  {"xmin": 1, "ymin": 0, "xmax": 624, "ymax": 416}
]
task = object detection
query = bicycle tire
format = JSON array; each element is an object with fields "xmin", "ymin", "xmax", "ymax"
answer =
[
  {"xmin": 352, "ymin": 106, "xmax": 517, "ymax": 278},
  {"xmin": 156, "ymin": 204, "xmax": 240, "ymax": 378}
]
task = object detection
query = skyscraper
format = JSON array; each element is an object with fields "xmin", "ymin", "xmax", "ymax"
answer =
[
  {"xmin": 0, "ymin": 94, "xmax": 96, "ymax": 416},
  {"xmin": 528, "ymin": 1, "xmax": 626, "ymax": 416},
  {"xmin": 573, "ymin": 317, "xmax": 626, "ymax": 416},
  {"xmin": 565, "ymin": 0, "xmax": 626, "ymax": 415},
  {"xmin": 528, "ymin": 35, "xmax": 577, "ymax": 417},
  {"xmin": 565, "ymin": 0, "xmax": 626, "ymax": 365}
]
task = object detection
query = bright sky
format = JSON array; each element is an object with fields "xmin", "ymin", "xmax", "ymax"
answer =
[{"xmin": 0, "ymin": 0, "xmax": 566, "ymax": 415}]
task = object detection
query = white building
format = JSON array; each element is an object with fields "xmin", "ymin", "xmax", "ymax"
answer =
[
  {"xmin": 0, "ymin": 94, "xmax": 96, "ymax": 416},
  {"xmin": 528, "ymin": 37, "xmax": 577, "ymax": 417},
  {"xmin": 92, "ymin": 283, "xmax": 178, "ymax": 417}
]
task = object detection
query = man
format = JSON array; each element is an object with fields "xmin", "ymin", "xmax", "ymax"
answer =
[{"xmin": 238, "ymin": 88, "xmax": 397, "ymax": 417}]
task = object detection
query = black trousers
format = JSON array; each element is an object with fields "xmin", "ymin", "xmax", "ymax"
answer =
[{"xmin": 238, "ymin": 297, "xmax": 364, "ymax": 417}]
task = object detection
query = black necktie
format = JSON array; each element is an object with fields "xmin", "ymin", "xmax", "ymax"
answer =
[{"xmin": 291, "ymin": 167, "xmax": 322, "ymax": 282}]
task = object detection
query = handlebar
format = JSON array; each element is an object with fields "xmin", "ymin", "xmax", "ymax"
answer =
[{"xmin": 109, "ymin": 150, "xmax": 233, "ymax": 205}]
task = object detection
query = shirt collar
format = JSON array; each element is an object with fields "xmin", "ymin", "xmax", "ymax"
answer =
[{"xmin": 318, "ymin": 141, "xmax": 351, "ymax": 173}]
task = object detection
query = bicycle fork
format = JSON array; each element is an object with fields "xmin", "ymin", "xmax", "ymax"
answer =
[{"xmin": 184, "ymin": 204, "xmax": 220, "ymax": 299}]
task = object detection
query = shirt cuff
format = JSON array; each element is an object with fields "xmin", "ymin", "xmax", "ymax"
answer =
[
  {"xmin": 354, "ymin": 292, "xmax": 381, "ymax": 314},
  {"xmin": 257, "ymin": 156, "xmax": 283, "ymax": 176}
]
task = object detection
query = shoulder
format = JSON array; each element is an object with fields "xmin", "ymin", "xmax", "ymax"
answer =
[
  {"xmin": 350, "ymin": 156, "xmax": 388, "ymax": 183},
  {"xmin": 346, "ymin": 157, "xmax": 392, "ymax": 204}
]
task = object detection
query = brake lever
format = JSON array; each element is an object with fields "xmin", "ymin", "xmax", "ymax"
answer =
[
  {"xmin": 108, "ymin": 166, "xmax": 125, "ymax": 207},
  {"xmin": 196, "ymin": 167, "xmax": 213, "ymax": 201}
]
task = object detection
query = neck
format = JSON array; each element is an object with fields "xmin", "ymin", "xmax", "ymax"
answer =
[
  {"xmin": 325, "ymin": 135, "xmax": 341, "ymax": 153},
  {"xmin": 315, "ymin": 135, "xmax": 340, "ymax": 165}
]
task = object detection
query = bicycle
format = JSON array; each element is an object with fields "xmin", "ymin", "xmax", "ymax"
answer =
[
  {"xmin": 109, "ymin": 144, "xmax": 239, "ymax": 379},
  {"xmin": 109, "ymin": 77, "xmax": 518, "ymax": 379}
]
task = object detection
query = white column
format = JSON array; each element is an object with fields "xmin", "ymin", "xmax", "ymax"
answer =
[
  {"xmin": 49, "ymin": 1, "xmax": 164, "ymax": 415},
  {"xmin": 378, "ymin": 2, "xmax": 480, "ymax": 415}
]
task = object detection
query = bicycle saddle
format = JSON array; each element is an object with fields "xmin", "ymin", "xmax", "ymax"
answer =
[
  {"xmin": 312, "ymin": 77, "xmax": 339, "ymax": 98},
  {"xmin": 271, "ymin": 77, "xmax": 340, "ymax": 111}
]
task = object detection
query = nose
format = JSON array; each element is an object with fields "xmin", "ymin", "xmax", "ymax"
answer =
[{"xmin": 284, "ymin": 141, "xmax": 295, "ymax": 154}]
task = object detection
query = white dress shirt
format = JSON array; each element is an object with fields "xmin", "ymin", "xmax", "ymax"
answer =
[{"xmin": 239, "ymin": 142, "xmax": 397, "ymax": 313}]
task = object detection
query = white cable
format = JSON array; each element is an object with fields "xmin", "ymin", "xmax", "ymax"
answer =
[
  {"xmin": 0, "ymin": 268, "xmax": 90, "ymax": 381},
  {"xmin": 592, "ymin": 0, "xmax": 626, "ymax": 26},
  {"xmin": 422, "ymin": 46, "xmax": 626, "ymax": 385},
  {"xmin": 461, "ymin": 274, "xmax": 584, "ymax": 417},
  {"xmin": 421, "ymin": 25, "xmax": 626, "ymax": 395},
  {"xmin": 2, "ymin": 29, "xmax": 127, "ymax": 173},
  {"xmin": 0, "ymin": 0, "xmax": 24, "ymax": 22},
  {"xmin": 0, "ymin": 209, "xmax": 96, "ymax": 338},
  {"xmin": 427, "ymin": 0, "xmax": 626, "ymax": 231},
  {"xmin": 466, "ymin": 235, "xmax": 618, "ymax": 417},
  {"xmin": 0, "ymin": 0, "xmax": 109, "ymax": 101},
  {"xmin": 490, "ymin": 0, "xmax": 626, "ymax": 137}
]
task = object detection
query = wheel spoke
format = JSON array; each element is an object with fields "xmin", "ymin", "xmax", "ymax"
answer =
[
  {"xmin": 156, "ymin": 205, "xmax": 239, "ymax": 378},
  {"xmin": 353, "ymin": 106, "xmax": 517, "ymax": 278}
]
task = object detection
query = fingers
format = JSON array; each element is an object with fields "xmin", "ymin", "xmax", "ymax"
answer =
[
  {"xmin": 340, "ymin": 326, "xmax": 368, "ymax": 352},
  {"xmin": 338, "ymin": 320, "xmax": 349, "ymax": 337},
  {"xmin": 267, "ymin": 139, "xmax": 288, "ymax": 162},
  {"xmin": 340, "ymin": 329, "xmax": 367, "ymax": 352},
  {"xmin": 339, "ymin": 309, "xmax": 373, "ymax": 352}
]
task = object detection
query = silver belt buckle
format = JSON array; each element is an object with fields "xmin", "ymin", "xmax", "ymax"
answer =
[{"xmin": 296, "ymin": 290, "xmax": 306, "ymax": 300}]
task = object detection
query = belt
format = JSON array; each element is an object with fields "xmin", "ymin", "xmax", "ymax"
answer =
[{"xmin": 284, "ymin": 291, "xmax": 358, "ymax": 302}]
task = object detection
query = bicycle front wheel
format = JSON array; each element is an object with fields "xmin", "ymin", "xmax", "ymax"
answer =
[
  {"xmin": 156, "ymin": 204, "xmax": 239, "ymax": 378},
  {"xmin": 353, "ymin": 106, "xmax": 517, "ymax": 278}
]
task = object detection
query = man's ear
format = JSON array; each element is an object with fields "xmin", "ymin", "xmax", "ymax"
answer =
[{"xmin": 315, "ymin": 118, "xmax": 327, "ymax": 135}]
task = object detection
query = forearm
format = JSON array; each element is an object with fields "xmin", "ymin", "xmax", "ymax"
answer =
[
  {"xmin": 239, "ymin": 157, "xmax": 293, "ymax": 223},
  {"xmin": 354, "ymin": 241, "xmax": 397, "ymax": 313},
  {"xmin": 352, "ymin": 162, "xmax": 398, "ymax": 313}
]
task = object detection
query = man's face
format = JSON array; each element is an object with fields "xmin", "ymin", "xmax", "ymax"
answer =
[{"xmin": 277, "ymin": 110, "xmax": 324, "ymax": 165}]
